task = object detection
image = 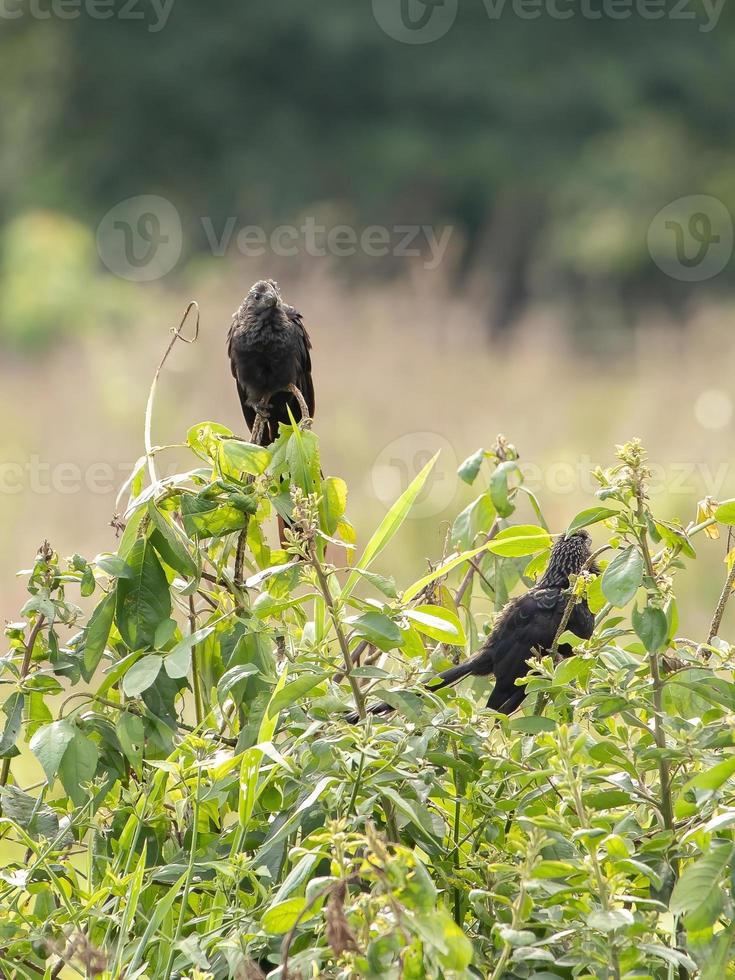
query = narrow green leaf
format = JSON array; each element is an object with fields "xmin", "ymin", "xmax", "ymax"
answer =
[{"xmin": 341, "ymin": 452, "xmax": 439, "ymax": 600}]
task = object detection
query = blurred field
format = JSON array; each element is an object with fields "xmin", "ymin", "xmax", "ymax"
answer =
[{"xmin": 1, "ymin": 261, "xmax": 734, "ymax": 640}]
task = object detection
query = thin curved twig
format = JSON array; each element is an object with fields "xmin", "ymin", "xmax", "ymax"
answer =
[{"xmin": 144, "ymin": 301, "xmax": 200, "ymax": 486}]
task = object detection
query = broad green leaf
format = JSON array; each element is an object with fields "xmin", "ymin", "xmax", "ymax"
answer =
[
  {"xmin": 262, "ymin": 897, "xmax": 307, "ymax": 934},
  {"xmin": 123, "ymin": 654, "xmax": 162, "ymax": 697},
  {"xmin": 486, "ymin": 525, "xmax": 552, "ymax": 557},
  {"xmin": 341, "ymin": 452, "xmax": 439, "ymax": 600},
  {"xmin": 715, "ymin": 499, "xmax": 735, "ymax": 525},
  {"xmin": 187, "ymin": 421, "xmax": 233, "ymax": 460},
  {"xmin": 567, "ymin": 506, "xmax": 619, "ymax": 532},
  {"xmin": 58, "ymin": 732, "xmax": 99, "ymax": 806},
  {"xmin": 218, "ymin": 438, "xmax": 272, "ymax": 477},
  {"xmin": 349, "ymin": 612, "xmax": 403, "ymax": 651},
  {"xmin": 164, "ymin": 626, "xmax": 214, "ymax": 679},
  {"xmin": 587, "ymin": 909, "xmax": 633, "ymax": 932},
  {"xmin": 115, "ymin": 538, "xmax": 172, "ymax": 651},
  {"xmin": 320, "ymin": 476, "xmax": 348, "ymax": 535},
  {"xmin": 680, "ymin": 757, "xmax": 735, "ymax": 794},
  {"xmin": 29, "ymin": 720, "xmax": 76, "ymax": 784},
  {"xmin": 405, "ymin": 605, "xmax": 466, "ymax": 646},
  {"xmin": 217, "ymin": 664, "xmax": 260, "ymax": 704},
  {"xmin": 181, "ymin": 496, "xmax": 247, "ymax": 539},
  {"xmin": 669, "ymin": 841, "xmax": 734, "ymax": 916},
  {"xmin": 116, "ymin": 712, "xmax": 145, "ymax": 771},
  {"xmin": 632, "ymin": 604, "xmax": 668, "ymax": 652},
  {"xmin": 509, "ymin": 716, "xmax": 556, "ymax": 734},
  {"xmin": 601, "ymin": 546, "xmax": 643, "ymax": 607}
]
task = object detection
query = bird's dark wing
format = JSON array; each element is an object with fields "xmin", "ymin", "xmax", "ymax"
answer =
[
  {"xmin": 227, "ymin": 319, "xmax": 257, "ymax": 435},
  {"xmin": 263, "ymin": 307, "xmax": 315, "ymax": 442},
  {"xmin": 481, "ymin": 589, "xmax": 565, "ymax": 711},
  {"xmin": 286, "ymin": 306, "xmax": 315, "ymax": 418}
]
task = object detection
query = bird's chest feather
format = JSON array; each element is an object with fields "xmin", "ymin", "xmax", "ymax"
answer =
[{"xmin": 232, "ymin": 319, "xmax": 299, "ymax": 399}]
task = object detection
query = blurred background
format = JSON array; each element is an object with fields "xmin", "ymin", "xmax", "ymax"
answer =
[{"xmin": 1, "ymin": 1, "xmax": 735, "ymax": 634}]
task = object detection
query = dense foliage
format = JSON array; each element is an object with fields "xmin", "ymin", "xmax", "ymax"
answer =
[{"xmin": 2, "ymin": 377, "xmax": 735, "ymax": 978}]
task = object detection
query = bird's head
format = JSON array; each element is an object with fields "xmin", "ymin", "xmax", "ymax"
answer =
[
  {"xmin": 540, "ymin": 528, "xmax": 595, "ymax": 587},
  {"xmin": 246, "ymin": 279, "xmax": 281, "ymax": 314}
]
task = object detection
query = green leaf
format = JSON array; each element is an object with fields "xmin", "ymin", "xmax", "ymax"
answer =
[
  {"xmin": 347, "ymin": 568, "xmax": 398, "ymax": 599},
  {"xmin": 164, "ymin": 626, "xmax": 214, "ymax": 679},
  {"xmin": 341, "ymin": 451, "xmax": 439, "ymax": 600},
  {"xmin": 680, "ymin": 757, "xmax": 735, "ymax": 794},
  {"xmin": 715, "ymin": 499, "xmax": 735, "ymax": 525},
  {"xmin": 349, "ymin": 612, "xmax": 403, "ymax": 651},
  {"xmin": 115, "ymin": 538, "xmax": 172, "ymax": 651},
  {"xmin": 632, "ymin": 604, "xmax": 668, "ymax": 652},
  {"xmin": 148, "ymin": 503, "xmax": 199, "ymax": 578},
  {"xmin": 320, "ymin": 476, "xmax": 348, "ymax": 535},
  {"xmin": 601, "ymin": 546, "xmax": 643, "ymax": 607},
  {"xmin": 262, "ymin": 897, "xmax": 307, "ymax": 934},
  {"xmin": 405, "ymin": 605, "xmax": 466, "ymax": 646},
  {"xmin": 181, "ymin": 496, "xmax": 247, "ymax": 539},
  {"xmin": 123, "ymin": 655, "xmax": 163, "ymax": 697},
  {"xmin": 82, "ymin": 590, "xmax": 116, "ymax": 680},
  {"xmin": 218, "ymin": 438, "xmax": 272, "ymax": 477},
  {"xmin": 0, "ymin": 786, "xmax": 72, "ymax": 843},
  {"xmin": 217, "ymin": 664, "xmax": 260, "ymax": 704},
  {"xmin": 116, "ymin": 712, "xmax": 145, "ymax": 771},
  {"xmin": 486, "ymin": 525, "xmax": 552, "ymax": 557},
  {"xmin": 58, "ymin": 732, "xmax": 99, "ymax": 806},
  {"xmin": 0, "ymin": 693, "xmax": 24, "ymax": 758},
  {"xmin": 94, "ymin": 554, "xmax": 135, "ymax": 579},
  {"xmin": 567, "ymin": 506, "xmax": 619, "ymax": 533},
  {"xmin": 29, "ymin": 719, "xmax": 76, "ymax": 784},
  {"xmin": 268, "ymin": 672, "xmax": 329, "ymax": 716},
  {"xmin": 587, "ymin": 909, "xmax": 634, "ymax": 932},
  {"xmin": 669, "ymin": 841, "xmax": 734, "ymax": 916},
  {"xmin": 489, "ymin": 460, "xmax": 519, "ymax": 518},
  {"xmin": 508, "ymin": 716, "xmax": 557, "ymax": 734},
  {"xmin": 458, "ymin": 448, "xmax": 484, "ymax": 485}
]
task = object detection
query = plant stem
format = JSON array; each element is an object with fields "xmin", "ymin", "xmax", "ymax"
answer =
[
  {"xmin": 310, "ymin": 549, "xmax": 365, "ymax": 719},
  {"xmin": 188, "ymin": 596, "xmax": 204, "ymax": 727},
  {"xmin": 707, "ymin": 553, "xmax": 735, "ymax": 645},
  {"xmin": 0, "ymin": 615, "xmax": 46, "ymax": 793}
]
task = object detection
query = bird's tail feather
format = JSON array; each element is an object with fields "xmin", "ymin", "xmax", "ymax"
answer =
[{"xmin": 345, "ymin": 659, "xmax": 478, "ymax": 724}]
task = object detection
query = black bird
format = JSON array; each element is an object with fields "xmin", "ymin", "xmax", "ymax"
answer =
[
  {"xmin": 227, "ymin": 279, "xmax": 315, "ymax": 445},
  {"xmin": 347, "ymin": 529, "xmax": 596, "ymax": 722}
]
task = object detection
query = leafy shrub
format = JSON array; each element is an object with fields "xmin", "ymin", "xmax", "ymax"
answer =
[{"xmin": 1, "ymin": 395, "xmax": 735, "ymax": 978}]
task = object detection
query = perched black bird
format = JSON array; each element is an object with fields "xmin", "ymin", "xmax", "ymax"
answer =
[
  {"xmin": 227, "ymin": 279, "xmax": 315, "ymax": 445},
  {"xmin": 347, "ymin": 529, "xmax": 596, "ymax": 722}
]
